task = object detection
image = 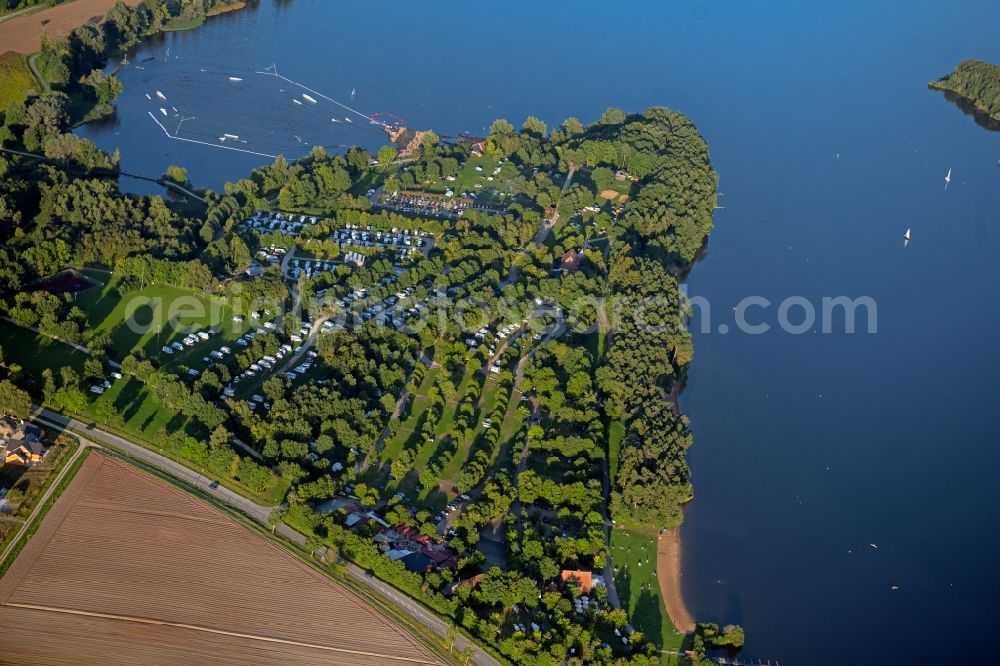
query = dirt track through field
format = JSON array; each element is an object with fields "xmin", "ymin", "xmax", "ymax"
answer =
[{"xmin": 0, "ymin": 0, "xmax": 145, "ymax": 55}]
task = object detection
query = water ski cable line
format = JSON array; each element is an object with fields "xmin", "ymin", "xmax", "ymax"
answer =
[
  {"xmin": 146, "ymin": 111, "xmax": 277, "ymax": 159},
  {"xmin": 254, "ymin": 64, "xmax": 383, "ymax": 126}
]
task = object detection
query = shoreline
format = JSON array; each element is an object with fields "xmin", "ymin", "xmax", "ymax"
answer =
[
  {"xmin": 928, "ymin": 80, "xmax": 1000, "ymax": 132},
  {"xmin": 657, "ymin": 528, "xmax": 696, "ymax": 634}
]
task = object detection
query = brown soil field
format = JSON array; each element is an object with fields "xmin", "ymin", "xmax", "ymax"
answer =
[
  {"xmin": 0, "ymin": 0, "xmax": 145, "ymax": 55},
  {"xmin": 0, "ymin": 453, "xmax": 444, "ymax": 665}
]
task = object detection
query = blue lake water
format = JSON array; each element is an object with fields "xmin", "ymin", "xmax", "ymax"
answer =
[{"xmin": 78, "ymin": 1, "xmax": 1000, "ymax": 663}]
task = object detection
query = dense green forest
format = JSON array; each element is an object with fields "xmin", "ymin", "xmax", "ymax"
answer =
[{"xmin": 930, "ymin": 59, "xmax": 1000, "ymax": 121}]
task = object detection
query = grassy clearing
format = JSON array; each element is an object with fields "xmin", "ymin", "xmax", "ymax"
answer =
[
  {"xmin": 438, "ymin": 374, "xmax": 495, "ymax": 483},
  {"xmin": 0, "ymin": 51, "xmax": 39, "ymax": 109},
  {"xmin": 608, "ymin": 420, "xmax": 624, "ymax": 486},
  {"xmin": 610, "ymin": 528, "xmax": 685, "ymax": 659},
  {"xmin": 0, "ymin": 319, "xmax": 88, "ymax": 380},
  {"xmin": 76, "ymin": 279, "xmax": 248, "ymax": 365}
]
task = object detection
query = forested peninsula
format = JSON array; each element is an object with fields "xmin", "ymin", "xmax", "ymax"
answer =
[
  {"xmin": 930, "ymin": 59, "xmax": 1000, "ymax": 126},
  {"xmin": 0, "ymin": 1, "xmax": 743, "ymax": 663}
]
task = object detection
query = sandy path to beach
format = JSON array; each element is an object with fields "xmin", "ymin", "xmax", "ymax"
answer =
[
  {"xmin": 0, "ymin": 0, "xmax": 144, "ymax": 55},
  {"xmin": 657, "ymin": 528, "xmax": 696, "ymax": 633}
]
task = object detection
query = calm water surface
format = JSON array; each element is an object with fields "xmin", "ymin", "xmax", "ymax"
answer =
[{"xmin": 78, "ymin": 2, "xmax": 1000, "ymax": 663}]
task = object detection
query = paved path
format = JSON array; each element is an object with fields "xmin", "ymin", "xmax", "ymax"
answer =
[{"xmin": 27, "ymin": 406, "xmax": 501, "ymax": 666}]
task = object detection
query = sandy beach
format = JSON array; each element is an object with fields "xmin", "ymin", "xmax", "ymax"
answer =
[
  {"xmin": 657, "ymin": 528, "xmax": 696, "ymax": 634},
  {"xmin": 0, "ymin": 0, "xmax": 144, "ymax": 55}
]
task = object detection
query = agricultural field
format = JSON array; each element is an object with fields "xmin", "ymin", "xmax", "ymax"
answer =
[
  {"xmin": 0, "ymin": 453, "xmax": 444, "ymax": 666},
  {"xmin": 0, "ymin": 0, "xmax": 145, "ymax": 54}
]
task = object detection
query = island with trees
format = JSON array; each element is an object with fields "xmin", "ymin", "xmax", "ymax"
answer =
[
  {"xmin": 0, "ymin": 2, "xmax": 743, "ymax": 664},
  {"xmin": 929, "ymin": 59, "xmax": 1000, "ymax": 130}
]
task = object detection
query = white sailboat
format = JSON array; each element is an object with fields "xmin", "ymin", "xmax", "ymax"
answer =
[
  {"xmin": 302, "ymin": 93, "xmax": 317, "ymax": 104},
  {"xmin": 331, "ymin": 118, "xmax": 340, "ymax": 123},
  {"xmin": 344, "ymin": 117, "xmax": 352, "ymax": 123},
  {"xmin": 155, "ymin": 90, "xmax": 166, "ymax": 101},
  {"xmin": 145, "ymin": 93, "xmax": 151, "ymax": 100},
  {"xmin": 159, "ymin": 108, "xmax": 168, "ymax": 117},
  {"xmin": 350, "ymin": 87, "xmax": 356, "ymax": 99},
  {"xmin": 903, "ymin": 228, "xmax": 911, "ymax": 241},
  {"xmin": 229, "ymin": 76, "xmax": 243, "ymax": 82},
  {"xmin": 944, "ymin": 167, "xmax": 952, "ymax": 189},
  {"xmin": 292, "ymin": 99, "xmax": 303, "ymax": 106}
]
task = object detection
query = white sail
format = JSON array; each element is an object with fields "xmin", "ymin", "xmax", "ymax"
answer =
[
  {"xmin": 155, "ymin": 90, "xmax": 166, "ymax": 100},
  {"xmin": 903, "ymin": 228, "xmax": 911, "ymax": 241},
  {"xmin": 159, "ymin": 108, "xmax": 167, "ymax": 117}
]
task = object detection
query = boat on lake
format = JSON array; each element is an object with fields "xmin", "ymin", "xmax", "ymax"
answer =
[
  {"xmin": 159, "ymin": 108, "xmax": 167, "ymax": 117},
  {"xmin": 302, "ymin": 93, "xmax": 317, "ymax": 104},
  {"xmin": 293, "ymin": 99, "xmax": 302, "ymax": 106},
  {"xmin": 155, "ymin": 90, "xmax": 166, "ymax": 100},
  {"xmin": 229, "ymin": 76, "xmax": 243, "ymax": 82}
]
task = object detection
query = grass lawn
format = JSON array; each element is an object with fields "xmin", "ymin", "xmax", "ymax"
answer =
[
  {"xmin": 0, "ymin": 51, "xmax": 39, "ymax": 110},
  {"xmin": 378, "ymin": 366, "xmax": 440, "ymax": 464},
  {"xmin": 610, "ymin": 528, "xmax": 686, "ymax": 659},
  {"xmin": 0, "ymin": 320, "xmax": 88, "ymax": 381},
  {"xmin": 82, "ymin": 377, "xmax": 191, "ymax": 441},
  {"xmin": 438, "ymin": 374, "xmax": 497, "ymax": 483},
  {"xmin": 76, "ymin": 279, "xmax": 249, "ymax": 366},
  {"xmin": 608, "ymin": 420, "xmax": 624, "ymax": 486}
]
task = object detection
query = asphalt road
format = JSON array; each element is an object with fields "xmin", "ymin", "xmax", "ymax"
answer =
[{"xmin": 29, "ymin": 406, "xmax": 501, "ymax": 666}]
